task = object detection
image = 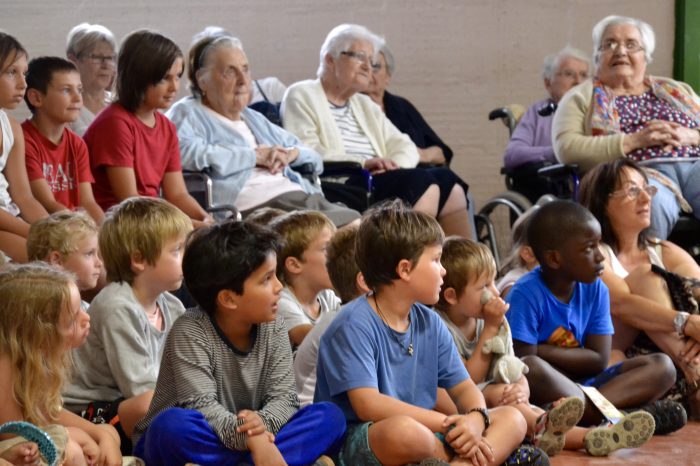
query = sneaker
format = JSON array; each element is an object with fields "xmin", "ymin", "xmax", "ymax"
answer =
[
  {"xmin": 533, "ymin": 396, "xmax": 584, "ymax": 456},
  {"xmin": 584, "ymin": 410, "xmax": 655, "ymax": 456},
  {"xmin": 312, "ymin": 455, "xmax": 335, "ymax": 466},
  {"xmin": 502, "ymin": 445, "xmax": 550, "ymax": 466},
  {"xmin": 639, "ymin": 399, "xmax": 687, "ymax": 435}
]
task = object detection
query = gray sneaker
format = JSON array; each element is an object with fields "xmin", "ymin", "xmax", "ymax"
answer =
[{"xmin": 584, "ymin": 410, "xmax": 655, "ymax": 456}]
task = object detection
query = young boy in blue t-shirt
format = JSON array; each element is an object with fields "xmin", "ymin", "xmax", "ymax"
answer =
[
  {"xmin": 507, "ymin": 200, "xmax": 683, "ymax": 454},
  {"xmin": 315, "ymin": 201, "xmax": 537, "ymax": 466}
]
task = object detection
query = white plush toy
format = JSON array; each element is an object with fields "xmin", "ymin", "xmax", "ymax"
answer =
[{"xmin": 480, "ymin": 290, "xmax": 529, "ymax": 384}]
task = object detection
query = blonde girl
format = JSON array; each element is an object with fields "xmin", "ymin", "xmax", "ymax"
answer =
[
  {"xmin": 0, "ymin": 32, "xmax": 48, "ymax": 263},
  {"xmin": 0, "ymin": 263, "xmax": 121, "ymax": 465}
]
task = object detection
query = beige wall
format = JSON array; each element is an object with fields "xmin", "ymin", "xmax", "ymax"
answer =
[{"xmin": 5, "ymin": 0, "xmax": 675, "ymax": 207}]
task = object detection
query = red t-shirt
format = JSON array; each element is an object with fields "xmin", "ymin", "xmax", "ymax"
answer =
[
  {"xmin": 84, "ymin": 103, "xmax": 182, "ymax": 210},
  {"xmin": 23, "ymin": 120, "xmax": 94, "ymax": 210}
]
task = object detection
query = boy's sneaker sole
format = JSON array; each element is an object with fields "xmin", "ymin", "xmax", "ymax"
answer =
[
  {"xmin": 584, "ymin": 411, "xmax": 655, "ymax": 456},
  {"xmin": 536, "ymin": 396, "xmax": 585, "ymax": 456}
]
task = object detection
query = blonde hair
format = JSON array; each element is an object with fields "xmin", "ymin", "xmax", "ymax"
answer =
[
  {"xmin": 438, "ymin": 237, "xmax": 496, "ymax": 309},
  {"xmin": 27, "ymin": 210, "xmax": 98, "ymax": 261},
  {"xmin": 270, "ymin": 210, "xmax": 336, "ymax": 284},
  {"xmin": 0, "ymin": 263, "xmax": 74, "ymax": 425},
  {"xmin": 100, "ymin": 197, "xmax": 192, "ymax": 284}
]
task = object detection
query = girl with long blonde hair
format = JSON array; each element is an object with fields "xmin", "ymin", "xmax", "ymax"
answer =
[{"xmin": 0, "ymin": 263, "xmax": 121, "ymax": 466}]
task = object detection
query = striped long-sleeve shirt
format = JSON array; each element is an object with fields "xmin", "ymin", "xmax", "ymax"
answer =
[{"xmin": 133, "ymin": 308, "xmax": 299, "ymax": 450}]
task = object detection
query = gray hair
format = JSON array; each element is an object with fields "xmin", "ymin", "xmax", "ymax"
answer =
[
  {"xmin": 379, "ymin": 43, "xmax": 396, "ymax": 76},
  {"xmin": 592, "ymin": 15, "xmax": 655, "ymax": 68},
  {"xmin": 188, "ymin": 32, "xmax": 244, "ymax": 98},
  {"xmin": 66, "ymin": 23, "xmax": 117, "ymax": 58},
  {"xmin": 317, "ymin": 23, "xmax": 384, "ymax": 78},
  {"xmin": 542, "ymin": 46, "xmax": 591, "ymax": 80}
]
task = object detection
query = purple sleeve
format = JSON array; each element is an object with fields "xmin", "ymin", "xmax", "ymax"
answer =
[{"xmin": 503, "ymin": 101, "xmax": 557, "ymax": 170}]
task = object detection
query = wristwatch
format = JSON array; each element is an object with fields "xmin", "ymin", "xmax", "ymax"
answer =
[
  {"xmin": 674, "ymin": 311, "xmax": 690, "ymax": 337},
  {"xmin": 467, "ymin": 407, "xmax": 491, "ymax": 433}
]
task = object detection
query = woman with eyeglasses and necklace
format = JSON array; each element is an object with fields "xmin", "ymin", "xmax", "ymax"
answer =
[
  {"xmin": 282, "ymin": 24, "xmax": 475, "ymax": 239},
  {"xmin": 554, "ymin": 15, "xmax": 700, "ymax": 241},
  {"xmin": 66, "ymin": 23, "xmax": 117, "ymax": 136},
  {"xmin": 579, "ymin": 158, "xmax": 695, "ymax": 426}
]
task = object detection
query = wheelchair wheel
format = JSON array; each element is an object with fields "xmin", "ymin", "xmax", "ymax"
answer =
[{"xmin": 476, "ymin": 191, "xmax": 532, "ymax": 271}]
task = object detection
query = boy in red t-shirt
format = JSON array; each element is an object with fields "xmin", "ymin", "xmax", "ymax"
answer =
[{"xmin": 22, "ymin": 56, "xmax": 103, "ymax": 224}]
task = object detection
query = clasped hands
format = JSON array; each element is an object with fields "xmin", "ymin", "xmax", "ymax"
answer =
[
  {"xmin": 442, "ymin": 413, "xmax": 495, "ymax": 466},
  {"xmin": 629, "ymin": 119, "xmax": 700, "ymax": 153},
  {"xmin": 255, "ymin": 145, "xmax": 299, "ymax": 175}
]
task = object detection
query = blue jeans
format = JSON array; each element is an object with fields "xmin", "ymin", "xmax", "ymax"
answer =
[
  {"xmin": 134, "ymin": 402, "xmax": 346, "ymax": 466},
  {"xmin": 647, "ymin": 160, "xmax": 700, "ymax": 239}
]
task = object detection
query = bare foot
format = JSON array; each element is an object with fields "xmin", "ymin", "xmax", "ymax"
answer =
[{"xmin": 0, "ymin": 441, "xmax": 39, "ymax": 465}]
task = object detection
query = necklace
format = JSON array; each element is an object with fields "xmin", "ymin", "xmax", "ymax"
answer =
[{"xmin": 373, "ymin": 293, "xmax": 414, "ymax": 356}]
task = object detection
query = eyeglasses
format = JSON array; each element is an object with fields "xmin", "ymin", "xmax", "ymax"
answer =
[
  {"xmin": 340, "ymin": 50, "xmax": 375, "ymax": 67},
  {"xmin": 555, "ymin": 70, "xmax": 589, "ymax": 80},
  {"xmin": 599, "ymin": 40, "xmax": 644, "ymax": 53},
  {"xmin": 82, "ymin": 54, "xmax": 116, "ymax": 66},
  {"xmin": 610, "ymin": 184, "xmax": 657, "ymax": 200}
]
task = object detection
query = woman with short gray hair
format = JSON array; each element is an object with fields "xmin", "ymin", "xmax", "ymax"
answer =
[
  {"xmin": 166, "ymin": 30, "xmax": 359, "ymax": 226},
  {"xmin": 66, "ymin": 23, "xmax": 117, "ymax": 135},
  {"xmin": 283, "ymin": 24, "xmax": 474, "ymax": 239},
  {"xmin": 554, "ymin": 15, "xmax": 700, "ymax": 240}
]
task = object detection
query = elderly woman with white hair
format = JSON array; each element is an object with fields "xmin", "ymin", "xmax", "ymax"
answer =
[
  {"xmin": 282, "ymin": 24, "xmax": 474, "ymax": 239},
  {"xmin": 166, "ymin": 31, "xmax": 359, "ymax": 226},
  {"xmin": 554, "ymin": 15, "xmax": 700, "ymax": 239},
  {"xmin": 66, "ymin": 22, "xmax": 117, "ymax": 136},
  {"xmin": 502, "ymin": 46, "xmax": 590, "ymax": 203}
]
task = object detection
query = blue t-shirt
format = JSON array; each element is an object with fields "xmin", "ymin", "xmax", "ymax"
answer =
[
  {"xmin": 315, "ymin": 295, "xmax": 469, "ymax": 422},
  {"xmin": 505, "ymin": 267, "xmax": 613, "ymax": 348}
]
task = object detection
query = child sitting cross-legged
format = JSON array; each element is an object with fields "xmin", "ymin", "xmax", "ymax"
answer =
[
  {"xmin": 133, "ymin": 220, "xmax": 346, "ymax": 466},
  {"xmin": 294, "ymin": 223, "xmax": 368, "ymax": 406},
  {"xmin": 435, "ymin": 236, "xmax": 670, "ymax": 457},
  {"xmin": 27, "ymin": 210, "xmax": 102, "ymax": 314},
  {"xmin": 315, "ymin": 200, "xmax": 539, "ymax": 466},
  {"xmin": 22, "ymin": 57, "xmax": 103, "ymax": 224},
  {"xmin": 507, "ymin": 200, "xmax": 685, "ymax": 455},
  {"xmin": 270, "ymin": 210, "xmax": 340, "ymax": 348},
  {"xmin": 0, "ymin": 263, "xmax": 122, "ymax": 466},
  {"xmin": 63, "ymin": 197, "xmax": 192, "ymax": 454}
]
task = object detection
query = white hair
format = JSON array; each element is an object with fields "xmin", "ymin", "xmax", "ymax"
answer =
[
  {"xmin": 317, "ymin": 24, "xmax": 384, "ymax": 78},
  {"xmin": 66, "ymin": 23, "xmax": 117, "ymax": 57},
  {"xmin": 542, "ymin": 46, "xmax": 591, "ymax": 81},
  {"xmin": 379, "ymin": 43, "xmax": 396, "ymax": 75},
  {"xmin": 592, "ymin": 15, "xmax": 655, "ymax": 69},
  {"xmin": 189, "ymin": 32, "xmax": 245, "ymax": 98}
]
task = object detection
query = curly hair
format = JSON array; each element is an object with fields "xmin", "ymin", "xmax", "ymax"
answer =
[{"xmin": 0, "ymin": 263, "xmax": 74, "ymax": 425}]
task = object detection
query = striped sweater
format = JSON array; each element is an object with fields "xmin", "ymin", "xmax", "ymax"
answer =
[{"xmin": 132, "ymin": 308, "xmax": 299, "ymax": 450}]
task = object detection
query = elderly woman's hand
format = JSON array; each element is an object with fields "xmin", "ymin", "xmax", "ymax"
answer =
[
  {"xmin": 623, "ymin": 120, "xmax": 677, "ymax": 154},
  {"xmin": 255, "ymin": 145, "xmax": 295, "ymax": 174},
  {"xmin": 666, "ymin": 121, "xmax": 700, "ymax": 148},
  {"xmin": 363, "ymin": 157, "xmax": 398, "ymax": 174}
]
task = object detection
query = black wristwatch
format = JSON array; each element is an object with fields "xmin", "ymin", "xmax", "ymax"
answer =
[{"xmin": 467, "ymin": 407, "xmax": 491, "ymax": 433}]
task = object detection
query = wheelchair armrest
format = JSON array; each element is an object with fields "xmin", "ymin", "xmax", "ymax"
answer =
[
  {"xmin": 322, "ymin": 161, "xmax": 365, "ymax": 172},
  {"xmin": 536, "ymin": 163, "xmax": 579, "ymax": 179},
  {"xmin": 207, "ymin": 204, "xmax": 241, "ymax": 221}
]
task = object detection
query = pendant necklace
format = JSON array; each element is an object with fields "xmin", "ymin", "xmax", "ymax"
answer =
[{"xmin": 373, "ymin": 293, "xmax": 414, "ymax": 356}]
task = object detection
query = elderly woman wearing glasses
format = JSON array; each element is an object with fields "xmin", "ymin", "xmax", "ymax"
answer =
[
  {"xmin": 166, "ymin": 31, "xmax": 359, "ymax": 226},
  {"xmin": 554, "ymin": 15, "xmax": 700, "ymax": 240},
  {"xmin": 579, "ymin": 158, "xmax": 694, "ymax": 426},
  {"xmin": 66, "ymin": 23, "xmax": 117, "ymax": 136},
  {"xmin": 282, "ymin": 24, "xmax": 473, "ymax": 239}
]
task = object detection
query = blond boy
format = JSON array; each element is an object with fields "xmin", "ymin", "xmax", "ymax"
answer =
[
  {"xmin": 270, "ymin": 210, "xmax": 340, "ymax": 347},
  {"xmin": 27, "ymin": 210, "xmax": 102, "ymax": 292},
  {"xmin": 63, "ymin": 197, "xmax": 192, "ymax": 453}
]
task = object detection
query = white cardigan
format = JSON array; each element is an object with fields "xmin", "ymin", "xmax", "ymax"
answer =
[{"xmin": 281, "ymin": 79, "xmax": 419, "ymax": 168}]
